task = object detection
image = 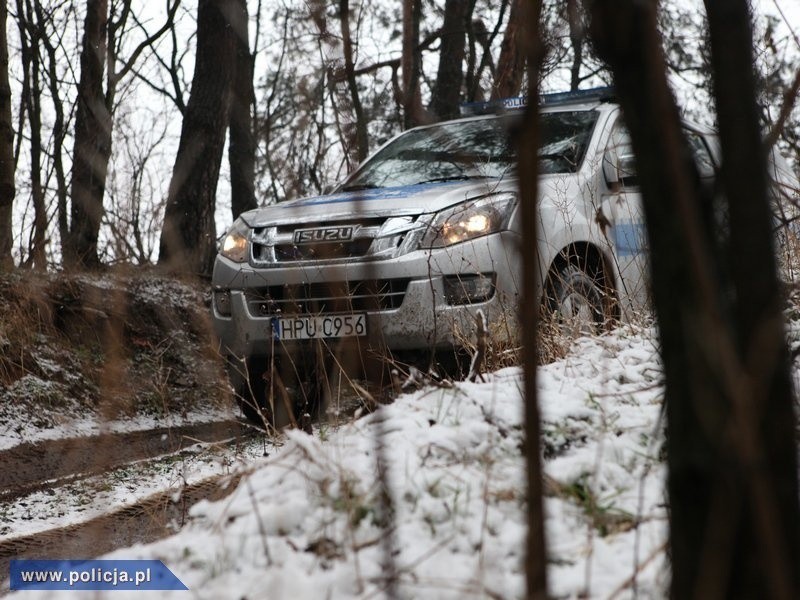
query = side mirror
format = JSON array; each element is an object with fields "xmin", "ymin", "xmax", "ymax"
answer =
[
  {"xmin": 603, "ymin": 151, "xmax": 619, "ymax": 184},
  {"xmin": 603, "ymin": 151, "xmax": 637, "ymax": 187},
  {"xmin": 618, "ymin": 154, "xmax": 637, "ymax": 181}
]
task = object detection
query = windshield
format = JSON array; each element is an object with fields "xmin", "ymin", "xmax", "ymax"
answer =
[{"xmin": 340, "ymin": 110, "xmax": 599, "ymax": 190}]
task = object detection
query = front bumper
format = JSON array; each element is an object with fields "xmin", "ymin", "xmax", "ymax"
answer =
[{"xmin": 211, "ymin": 230, "xmax": 522, "ymax": 358}]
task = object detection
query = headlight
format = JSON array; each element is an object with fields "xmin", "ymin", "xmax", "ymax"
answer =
[
  {"xmin": 219, "ymin": 217, "xmax": 250, "ymax": 263},
  {"xmin": 419, "ymin": 193, "xmax": 517, "ymax": 248}
]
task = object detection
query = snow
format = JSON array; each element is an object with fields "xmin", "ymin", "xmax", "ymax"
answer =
[
  {"xmin": 0, "ymin": 434, "xmax": 271, "ymax": 541},
  {"xmin": 0, "ymin": 406, "xmax": 234, "ymax": 452},
  {"xmin": 15, "ymin": 324, "xmax": 672, "ymax": 599}
]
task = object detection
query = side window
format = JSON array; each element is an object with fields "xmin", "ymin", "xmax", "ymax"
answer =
[{"xmin": 604, "ymin": 122, "xmax": 717, "ymax": 190}]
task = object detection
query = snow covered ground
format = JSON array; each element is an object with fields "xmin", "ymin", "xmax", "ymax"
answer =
[
  {"xmin": 0, "ymin": 431, "xmax": 270, "ymax": 541},
  {"xmin": 15, "ymin": 324, "xmax": 673, "ymax": 599},
  {"xmin": 0, "ymin": 407, "xmax": 234, "ymax": 453}
]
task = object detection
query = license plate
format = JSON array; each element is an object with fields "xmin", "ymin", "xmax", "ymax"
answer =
[{"xmin": 274, "ymin": 314, "xmax": 367, "ymax": 340}]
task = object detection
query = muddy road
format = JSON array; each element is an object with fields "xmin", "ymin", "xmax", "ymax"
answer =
[
  {"xmin": 0, "ymin": 472, "xmax": 245, "ymax": 588},
  {"xmin": 0, "ymin": 420, "xmax": 255, "ymax": 501},
  {"xmin": 0, "ymin": 419, "xmax": 269, "ymax": 591}
]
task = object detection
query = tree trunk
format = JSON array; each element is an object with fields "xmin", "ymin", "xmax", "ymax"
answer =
[
  {"xmin": 34, "ymin": 0, "xmax": 68, "ymax": 261},
  {"xmin": 28, "ymin": 3, "xmax": 46, "ymax": 270},
  {"xmin": 585, "ymin": 0, "xmax": 800, "ymax": 598},
  {"xmin": 0, "ymin": 1, "xmax": 15, "ymax": 270},
  {"xmin": 17, "ymin": 0, "xmax": 47, "ymax": 269},
  {"xmin": 699, "ymin": 1, "xmax": 800, "ymax": 597},
  {"xmin": 339, "ymin": 0, "xmax": 369, "ymax": 163},
  {"xmin": 229, "ymin": 0, "xmax": 257, "ymax": 218},
  {"xmin": 567, "ymin": 0, "xmax": 584, "ymax": 91},
  {"xmin": 491, "ymin": 0, "xmax": 524, "ymax": 100},
  {"xmin": 466, "ymin": 0, "xmax": 506, "ymax": 102},
  {"xmin": 517, "ymin": 0, "xmax": 548, "ymax": 597},
  {"xmin": 401, "ymin": 0, "xmax": 425, "ymax": 127},
  {"xmin": 26, "ymin": 36, "xmax": 46, "ymax": 270},
  {"xmin": 158, "ymin": 0, "xmax": 236, "ymax": 276},
  {"xmin": 66, "ymin": 0, "xmax": 111, "ymax": 269},
  {"xmin": 430, "ymin": 0, "xmax": 469, "ymax": 120}
]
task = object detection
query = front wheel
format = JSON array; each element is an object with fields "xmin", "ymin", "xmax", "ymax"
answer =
[
  {"xmin": 232, "ymin": 355, "xmax": 319, "ymax": 431},
  {"xmin": 546, "ymin": 264, "xmax": 613, "ymax": 335}
]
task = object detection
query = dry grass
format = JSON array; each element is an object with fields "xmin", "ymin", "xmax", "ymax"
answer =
[{"xmin": 0, "ymin": 269, "xmax": 231, "ymax": 428}]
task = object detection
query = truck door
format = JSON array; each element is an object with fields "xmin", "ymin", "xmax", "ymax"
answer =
[
  {"xmin": 598, "ymin": 120, "xmax": 650, "ymax": 313},
  {"xmin": 598, "ymin": 121, "xmax": 719, "ymax": 315}
]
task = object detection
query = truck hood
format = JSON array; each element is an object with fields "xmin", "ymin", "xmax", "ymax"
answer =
[{"xmin": 240, "ymin": 179, "xmax": 517, "ymax": 228}]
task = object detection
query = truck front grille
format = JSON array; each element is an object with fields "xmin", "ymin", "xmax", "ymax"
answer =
[
  {"xmin": 274, "ymin": 239, "xmax": 373, "ymax": 261},
  {"xmin": 250, "ymin": 216, "xmax": 419, "ymax": 265},
  {"xmin": 245, "ymin": 279, "xmax": 410, "ymax": 316}
]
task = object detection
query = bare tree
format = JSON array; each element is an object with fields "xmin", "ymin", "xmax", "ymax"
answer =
[
  {"xmin": 158, "ymin": 0, "xmax": 237, "ymax": 276},
  {"xmin": 254, "ymin": 6, "xmax": 336, "ymax": 200},
  {"xmin": 128, "ymin": 2, "xmax": 190, "ymax": 115},
  {"xmin": 402, "ymin": 0, "xmax": 425, "ymax": 127},
  {"xmin": 698, "ymin": 1, "xmax": 800, "ymax": 596},
  {"xmin": 106, "ymin": 109, "xmax": 170, "ymax": 265},
  {"xmin": 491, "ymin": 0, "xmax": 524, "ymax": 100},
  {"xmin": 585, "ymin": 0, "xmax": 800, "ymax": 597},
  {"xmin": 229, "ymin": 0, "xmax": 256, "ymax": 218},
  {"xmin": 66, "ymin": 0, "xmax": 180, "ymax": 269},
  {"xmin": 64, "ymin": 0, "xmax": 110, "ymax": 269},
  {"xmin": 517, "ymin": 0, "xmax": 549, "ymax": 597},
  {"xmin": 0, "ymin": 0, "xmax": 14, "ymax": 269},
  {"xmin": 566, "ymin": 0, "xmax": 586, "ymax": 90},
  {"xmin": 430, "ymin": 0, "xmax": 470, "ymax": 119},
  {"xmin": 33, "ymin": 0, "xmax": 72, "ymax": 260},
  {"xmin": 16, "ymin": 0, "xmax": 47, "ymax": 269},
  {"xmin": 337, "ymin": 0, "xmax": 369, "ymax": 163},
  {"xmin": 465, "ymin": 0, "xmax": 508, "ymax": 102}
]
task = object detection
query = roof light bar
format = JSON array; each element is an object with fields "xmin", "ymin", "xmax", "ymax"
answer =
[
  {"xmin": 459, "ymin": 86, "xmax": 616, "ymax": 116},
  {"xmin": 459, "ymin": 96, "xmax": 527, "ymax": 117},
  {"xmin": 541, "ymin": 86, "xmax": 616, "ymax": 106}
]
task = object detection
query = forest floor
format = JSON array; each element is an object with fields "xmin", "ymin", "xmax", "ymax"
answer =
[
  {"xmin": 2, "ymin": 270, "xmax": 800, "ymax": 598},
  {"xmin": 0, "ymin": 271, "xmax": 265, "ymax": 590}
]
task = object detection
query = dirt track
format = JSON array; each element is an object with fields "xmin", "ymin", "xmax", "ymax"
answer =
[
  {"xmin": 0, "ymin": 420, "xmax": 255, "ymax": 501},
  {"xmin": 0, "ymin": 471, "xmax": 245, "ymax": 590},
  {"xmin": 0, "ymin": 419, "xmax": 265, "ymax": 592}
]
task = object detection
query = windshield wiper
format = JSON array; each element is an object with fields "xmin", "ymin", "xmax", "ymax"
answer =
[
  {"xmin": 339, "ymin": 183, "xmax": 380, "ymax": 192},
  {"xmin": 416, "ymin": 175, "xmax": 489, "ymax": 185}
]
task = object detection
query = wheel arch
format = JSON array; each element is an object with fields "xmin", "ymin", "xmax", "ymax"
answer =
[{"xmin": 543, "ymin": 241, "xmax": 620, "ymax": 321}]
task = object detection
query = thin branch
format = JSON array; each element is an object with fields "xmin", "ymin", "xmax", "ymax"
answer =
[
  {"xmin": 765, "ymin": 66, "xmax": 800, "ymax": 150},
  {"xmin": 111, "ymin": 0, "xmax": 181, "ymax": 86},
  {"xmin": 764, "ymin": 0, "xmax": 800, "ymax": 150}
]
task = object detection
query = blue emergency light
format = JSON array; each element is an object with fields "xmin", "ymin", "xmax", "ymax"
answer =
[{"xmin": 459, "ymin": 86, "xmax": 616, "ymax": 116}]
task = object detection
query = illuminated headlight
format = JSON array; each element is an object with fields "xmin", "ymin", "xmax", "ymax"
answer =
[
  {"xmin": 419, "ymin": 193, "xmax": 516, "ymax": 248},
  {"xmin": 219, "ymin": 217, "xmax": 250, "ymax": 263}
]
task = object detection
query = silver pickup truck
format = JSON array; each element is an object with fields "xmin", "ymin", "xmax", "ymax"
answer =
[{"xmin": 211, "ymin": 88, "xmax": 798, "ymax": 425}]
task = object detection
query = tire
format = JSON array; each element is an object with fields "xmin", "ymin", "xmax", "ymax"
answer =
[
  {"xmin": 546, "ymin": 264, "xmax": 612, "ymax": 334},
  {"xmin": 233, "ymin": 355, "xmax": 319, "ymax": 431}
]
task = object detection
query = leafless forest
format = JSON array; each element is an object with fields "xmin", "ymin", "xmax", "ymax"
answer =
[
  {"xmin": 0, "ymin": 0, "xmax": 797, "ymax": 273},
  {"xmin": 1, "ymin": 1, "xmax": 799, "ymax": 598}
]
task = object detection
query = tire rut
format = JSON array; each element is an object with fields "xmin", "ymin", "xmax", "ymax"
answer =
[
  {"xmin": 0, "ymin": 420, "xmax": 257, "ymax": 502},
  {"xmin": 0, "ymin": 471, "xmax": 246, "ymax": 591}
]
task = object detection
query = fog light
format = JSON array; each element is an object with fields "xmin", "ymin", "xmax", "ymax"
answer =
[
  {"xmin": 443, "ymin": 273, "xmax": 496, "ymax": 305},
  {"xmin": 214, "ymin": 289, "xmax": 232, "ymax": 316}
]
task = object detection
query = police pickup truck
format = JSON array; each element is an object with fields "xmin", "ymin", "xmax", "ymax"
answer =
[{"xmin": 211, "ymin": 88, "xmax": 798, "ymax": 425}]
